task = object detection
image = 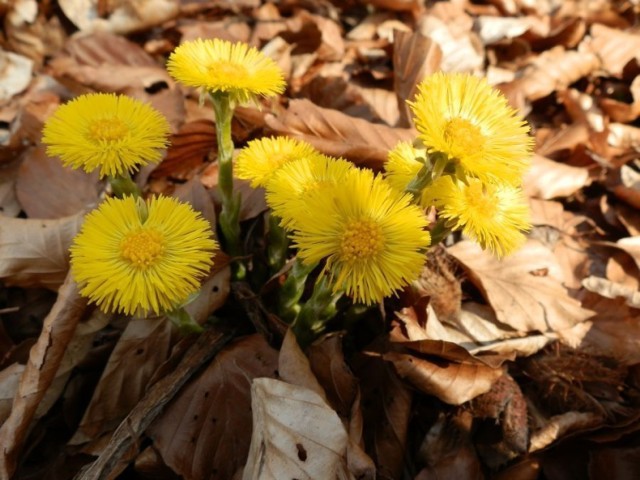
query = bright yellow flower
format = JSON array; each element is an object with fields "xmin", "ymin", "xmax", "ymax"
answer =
[
  {"xmin": 70, "ymin": 196, "xmax": 217, "ymax": 315},
  {"xmin": 384, "ymin": 141, "xmax": 431, "ymax": 207},
  {"xmin": 291, "ymin": 170, "xmax": 431, "ymax": 304},
  {"xmin": 266, "ymin": 155, "xmax": 356, "ymax": 230},
  {"xmin": 425, "ymin": 176, "xmax": 530, "ymax": 257},
  {"xmin": 409, "ymin": 72, "xmax": 532, "ymax": 185},
  {"xmin": 235, "ymin": 136, "xmax": 325, "ymax": 188},
  {"xmin": 167, "ymin": 38, "xmax": 286, "ymax": 105},
  {"xmin": 42, "ymin": 93, "xmax": 171, "ymax": 178}
]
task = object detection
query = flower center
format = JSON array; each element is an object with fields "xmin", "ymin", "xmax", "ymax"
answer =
[
  {"xmin": 208, "ymin": 61, "xmax": 249, "ymax": 84},
  {"xmin": 443, "ymin": 118, "xmax": 485, "ymax": 158},
  {"xmin": 340, "ymin": 219, "xmax": 384, "ymax": 262},
  {"xmin": 87, "ymin": 117, "xmax": 129, "ymax": 142},
  {"xmin": 120, "ymin": 229, "xmax": 165, "ymax": 269},
  {"xmin": 465, "ymin": 182, "xmax": 498, "ymax": 218}
]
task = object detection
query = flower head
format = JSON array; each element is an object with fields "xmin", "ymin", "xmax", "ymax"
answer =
[
  {"xmin": 70, "ymin": 195, "xmax": 217, "ymax": 315},
  {"xmin": 384, "ymin": 141, "xmax": 431, "ymax": 207},
  {"xmin": 409, "ymin": 72, "xmax": 532, "ymax": 185},
  {"xmin": 291, "ymin": 170, "xmax": 431, "ymax": 304},
  {"xmin": 235, "ymin": 136, "xmax": 325, "ymax": 188},
  {"xmin": 42, "ymin": 93, "xmax": 171, "ymax": 178},
  {"xmin": 425, "ymin": 176, "xmax": 530, "ymax": 257},
  {"xmin": 167, "ymin": 38, "xmax": 286, "ymax": 105},
  {"xmin": 266, "ymin": 155, "xmax": 356, "ymax": 230}
]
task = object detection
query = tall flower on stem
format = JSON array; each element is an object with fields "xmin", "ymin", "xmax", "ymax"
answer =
[
  {"xmin": 70, "ymin": 195, "xmax": 217, "ymax": 317},
  {"xmin": 42, "ymin": 93, "xmax": 171, "ymax": 197},
  {"xmin": 167, "ymin": 39, "xmax": 285, "ymax": 278}
]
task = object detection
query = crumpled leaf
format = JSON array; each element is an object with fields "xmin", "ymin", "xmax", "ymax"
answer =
[
  {"xmin": 243, "ymin": 378, "xmax": 349, "ymax": 480},
  {"xmin": 0, "ymin": 49, "xmax": 33, "ymax": 102},
  {"xmin": 529, "ymin": 412, "xmax": 602, "ymax": 452},
  {"xmin": 582, "ymin": 276, "xmax": 640, "ymax": 308},
  {"xmin": 0, "ymin": 212, "xmax": 84, "ymax": 290},
  {"xmin": 448, "ymin": 240, "xmax": 594, "ymax": 334},
  {"xmin": 583, "ymin": 24, "xmax": 640, "ymax": 77},
  {"xmin": 524, "ymin": 154, "xmax": 591, "ymax": 200}
]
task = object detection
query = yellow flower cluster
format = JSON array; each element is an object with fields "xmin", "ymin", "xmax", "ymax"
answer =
[
  {"xmin": 386, "ymin": 72, "xmax": 533, "ymax": 257},
  {"xmin": 239, "ymin": 137, "xmax": 431, "ymax": 304}
]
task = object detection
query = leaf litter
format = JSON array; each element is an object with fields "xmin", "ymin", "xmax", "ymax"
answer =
[{"xmin": 1, "ymin": 1, "xmax": 640, "ymax": 479}]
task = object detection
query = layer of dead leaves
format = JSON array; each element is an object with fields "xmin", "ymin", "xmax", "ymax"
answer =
[{"xmin": 1, "ymin": 0, "xmax": 640, "ymax": 479}]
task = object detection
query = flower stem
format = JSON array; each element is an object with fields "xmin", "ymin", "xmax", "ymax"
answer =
[
  {"xmin": 166, "ymin": 306, "xmax": 204, "ymax": 334},
  {"xmin": 267, "ymin": 213, "xmax": 288, "ymax": 273},
  {"xmin": 405, "ymin": 150, "xmax": 450, "ymax": 202},
  {"xmin": 210, "ymin": 92, "xmax": 245, "ymax": 279},
  {"xmin": 278, "ymin": 258, "xmax": 317, "ymax": 323},
  {"xmin": 291, "ymin": 274, "xmax": 341, "ymax": 348},
  {"xmin": 429, "ymin": 218, "xmax": 453, "ymax": 246},
  {"xmin": 109, "ymin": 173, "xmax": 141, "ymax": 199}
]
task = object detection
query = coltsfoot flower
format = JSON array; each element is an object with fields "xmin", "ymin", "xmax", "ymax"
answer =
[
  {"xmin": 70, "ymin": 195, "xmax": 217, "ymax": 315},
  {"xmin": 409, "ymin": 72, "xmax": 532, "ymax": 185},
  {"xmin": 167, "ymin": 38, "xmax": 286, "ymax": 105},
  {"xmin": 266, "ymin": 155, "xmax": 356, "ymax": 230},
  {"xmin": 42, "ymin": 93, "xmax": 171, "ymax": 178},
  {"xmin": 425, "ymin": 176, "xmax": 530, "ymax": 257},
  {"xmin": 235, "ymin": 136, "xmax": 325, "ymax": 188},
  {"xmin": 384, "ymin": 141, "xmax": 430, "ymax": 207},
  {"xmin": 291, "ymin": 170, "xmax": 431, "ymax": 304}
]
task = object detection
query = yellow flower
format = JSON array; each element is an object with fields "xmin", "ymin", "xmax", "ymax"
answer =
[
  {"xmin": 266, "ymin": 155, "xmax": 356, "ymax": 230},
  {"xmin": 42, "ymin": 93, "xmax": 171, "ymax": 178},
  {"xmin": 235, "ymin": 136, "xmax": 325, "ymax": 188},
  {"xmin": 384, "ymin": 141, "xmax": 431, "ymax": 207},
  {"xmin": 70, "ymin": 196, "xmax": 217, "ymax": 315},
  {"xmin": 167, "ymin": 38, "xmax": 286, "ymax": 105},
  {"xmin": 291, "ymin": 170, "xmax": 431, "ymax": 304},
  {"xmin": 409, "ymin": 72, "xmax": 532, "ymax": 185},
  {"xmin": 425, "ymin": 176, "xmax": 530, "ymax": 257}
]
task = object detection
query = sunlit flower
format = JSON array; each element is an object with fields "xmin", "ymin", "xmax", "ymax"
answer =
[
  {"xmin": 235, "ymin": 136, "xmax": 325, "ymax": 188},
  {"xmin": 266, "ymin": 155, "xmax": 356, "ymax": 230},
  {"xmin": 70, "ymin": 196, "xmax": 217, "ymax": 315},
  {"xmin": 291, "ymin": 170, "xmax": 431, "ymax": 304},
  {"xmin": 42, "ymin": 93, "xmax": 171, "ymax": 178},
  {"xmin": 425, "ymin": 176, "xmax": 530, "ymax": 257},
  {"xmin": 384, "ymin": 141, "xmax": 431, "ymax": 207},
  {"xmin": 409, "ymin": 72, "xmax": 532, "ymax": 185},
  {"xmin": 167, "ymin": 38, "xmax": 286, "ymax": 105}
]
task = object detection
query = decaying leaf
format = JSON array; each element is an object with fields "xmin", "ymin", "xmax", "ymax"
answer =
[
  {"xmin": 0, "ymin": 49, "xmax": 33, "ymax": 102},
  {"xmin": 524, "ymin": 154, "xmax": 591, "ymax": 200},
  {"xmin": 529, "ymin": 412, "xmax": 602, "ymax": 452}
]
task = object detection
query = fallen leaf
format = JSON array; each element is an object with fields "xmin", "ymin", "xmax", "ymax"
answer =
[
  {"xmin": 0, "ymin": 49, "xmax": 33, "ymax": 102},
  {"xmin": 0, "ymin": 212, "xmax": 84, "ymax": 290},
  {"xmin": 523, "ymin": 154, "xmax": 591, "ymax": 200},
  {"xmin": 582, "ymin": 276, "xmax": 640, "ymax": 308},
  {"xmin": 529, "ymin": 412, "xmax": 602, "ymax": 452},
  {"xmin": 243, "ymin": 377, "xmax": 349, "ymax": 480},
  {"xmin": 584, "ymin": 24, "xmax": 640, "ymax": 77}
]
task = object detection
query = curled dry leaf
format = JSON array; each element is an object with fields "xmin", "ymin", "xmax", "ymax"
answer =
[
  {"xmin": 448, "ymin": 240, "xmax": 594, "ymax": 334},
  {"xmin": 529, "ymin": 412, "xmax": 602, "ymax": 452},
  {"xmin": 582, "ymin": 276, "xmax": 640, "ymax": 309},
  {"xmin": 150, "ymin": 335, "xmax": 278, "ymax": 480},
  {"xmin": 0, "ymin": 212, "xmax": 84, "ymax": 290},
  {"xmin": 265, "ymin": 99, "xmax": 415, "ymax": 170},
  {"xmin": 243, "ymin": 378, "xmax": 349, "ymax": 480},
  {"xmin": 583, "ymin": 24, "xmax": 640, "ymax": 77},
  {"xmin": 0, "ymin": 48, "xmax": 33, "ymax": 102},
  {"xmin": 523, "ymin": 154, "xmax": 591, "ymax": 200},
  {"xmin": 278, "ymin": 329, "xmax": 327, "ymax": 400}
]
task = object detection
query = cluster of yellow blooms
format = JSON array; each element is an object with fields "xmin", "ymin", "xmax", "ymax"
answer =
[{"xmin": 41, "ymin": 36, "xmax": 532, "ymax": 319}]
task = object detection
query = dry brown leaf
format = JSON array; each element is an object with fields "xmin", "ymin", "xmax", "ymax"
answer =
[
  {"xmin": 0, "ymin": 48, "xmax": 32, "ymax": 102},
  {"xmin": 476, "ymin": 15, "xmax": 542, "ymax": 44},
  {"xmin": 392, "ymin": 29, "xmax": 442, "ymax": 127},
  {"xmin": 242, "ymin": 378, "xmax": 349, "ymax": 480},
  {"xmin": 362, "ymin": 0, "xmax": 423, "ymax": 13},
  {"xmin": 16, "ymin": 146, "xmax": 101, "ymax": 218},
  {"xmin": 0, "ymin": 274, "xmax": 86, "ymax": 479},
  {"xmin": 150, "ymin": 335, "xmax": 278, "ymax": 480},
  {"xmin": 582, "ymin": 276, "xmax": 640, "ymax": 308},
  {"xmin": 0, "ymin": 212, "xmax": 84, "ymax": 290},
  {"xmin": 0, "ymin": 364, "xmax": 24, "ymax": 424},
  {"xmin": 265, "ymin": 99, "xmax": 415, "ymax": 169},
  {"xmin": 279, "ymin": 329, "xmax": 327, "ymax": 400},
  {"xmin": 535, "ymin": 124, "xmax": 590, "ymax": 158},
  {"xmin": 529, "ymin": 412, "xmax": 602, "ymax": 452},
  {"xmin": 615, "ymin": 236, "xmax": 640, "ymax": 272},
  {"xmin": 448, "ymin": 240, "xmax": 594, "ymax": 334},
  {"xmin": 523, "ymin": 154, "xmax": 591, "ymax": 199},
  {"xmin": 583, "ymin": 24, "xmax": 640, "ymax": 76}
]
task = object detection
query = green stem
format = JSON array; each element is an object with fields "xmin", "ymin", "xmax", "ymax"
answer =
[
  {"xmin": 404, "ymin": 151, "xmax": 450, "ymax": 202},
  {"xmin": 166, "ymin": 306, "xmax": 203, "ymax": 334},
  {"xmin": 210, "ymin": 92, "xmax": 245, "ymax": 279},
  {"xmin": 429, "ymin": 218, "xmax": 453, "ymax": 246},
  {"xmin": 109, "ymin": 173, "xmax": 141, "ymax": 198},
  {"xmin": 278, "ymin": 258, "xmax": 317, "ymax": 323},
  {"xmin": 267, "ymin": 213, "xmax": 288, "ymax": 273},
  {"xmin": 291, "ymin": 274, "xmax": 341, "ymax": 348}
]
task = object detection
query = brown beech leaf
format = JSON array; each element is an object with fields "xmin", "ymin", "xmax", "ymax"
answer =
[
  {"xmin": 16, "ymin": 146, "xmax": 101, "ymax": 219},
  {"xmin": 0, "ymin": 49, "xmax": 33, "ymax": 102},
  {"xmin": 70, "ymin": 316, "xmax": 172, "ymax": 445},
  {"xmin": 0, "ymin": 364, "xmax": 24, "ymax": 425},
  {"xmin": 529, "ymin": 412, "xmax": 602, "ymax": 452},
  {"xmin": 589, "ymin": 446, "xmax": 640, "ymax": 479},
  {"xmin": 392, "ymin": 29, "xmax": 442, "ymax": 127},
  {"xmin": 510, "ymin": 46, "xmax": 600, "ymax": 101},
  {"xmin": 150, "ymin": 335, "xmax": 278, "ymax": 480},
  {"xmin": 582, "ymin": 276, "xmax": 640, "ymax": 308},
  {"xmin": 584, "ymin": 24, "xmax": 640, "ymax": 77},
  {"xmin": 615, "ymin": 236, "xmax": 640, "ymax": 272},
  {"xmin": 523, "ymin": 154, "xmax": 591, "ymax": 200},
  {"xmin": 242, "ymin": 378, "xmax": 349, "ymax": 480},
  {"xmin": 448, "ymin": 240, "xmax": 594, "ymax": 334},
  {"xmin": 0, "ymin": 274, "xmax": 86, "ymax": 479},
  {"xmin": 265, "ymin": 99, "xmax": 415, "ymax": 170},
  {"xmin": 278, "ymin": 329, "xmax": 327, "ymax": 400},
  {"xmin": 0, "ymin": 212, "xmax": 84, "ymax": 290}
]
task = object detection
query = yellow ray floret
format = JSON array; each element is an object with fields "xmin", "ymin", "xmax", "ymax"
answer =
[
  {"xmin": 70, "ymin": 195, "xmax": 218, "ymax": 316},
  {"xmin": 235, "ymin": 136, "xmax": 325, "ymax": 188},
  {"xmin": 42, "ymin": 93, "xmax": 171, "ymax": 178},
  {"xmin": 167, "ymin": 38, "xmax": 286, "ymax": 105},
  {"xmin": 425, "ymin": 176, "xmax": 530, "ymax": 257},
  {"xmin": 409, "ymin": 72, "xmax": 532, "ymax": 185},
  {"xmin": 384, "ymin": 141, "xmax": 431, "ymax": 207},
  {"xmin": 266, "ymin": 155, "xmax": 356, "ymax": 230},
  {"xmin": 291, "ymin": 170, "xmax": 431, "ymax": 304}
]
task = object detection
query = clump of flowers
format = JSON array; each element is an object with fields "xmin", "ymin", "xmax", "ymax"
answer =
[
  {"xmin": 70, "ymin": 195, "xmax": 217, "ymax": 316},
  {"xmin": 43, "ymin": 93, "xmax": 171, "ymax": 179}
]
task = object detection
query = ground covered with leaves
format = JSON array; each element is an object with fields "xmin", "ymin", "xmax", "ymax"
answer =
[{"xmin": 1, "ymin": 0, "xmax": 640, "ymax": 479}]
